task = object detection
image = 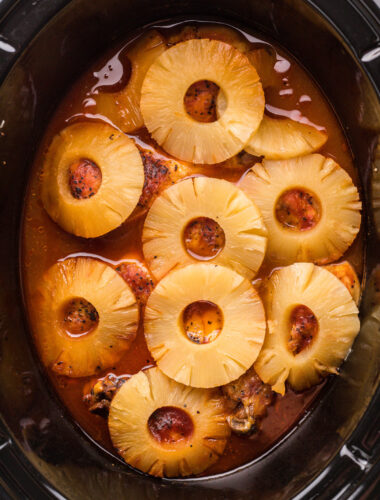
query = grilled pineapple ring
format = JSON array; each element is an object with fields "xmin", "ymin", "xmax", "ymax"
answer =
[
  {"xmin": 145, "ymin": 263, "xmax": 266, "ymax": 388},
  {"xmin": 245, "ymin": 115, "xmax": 328, "ymax": 160},
  {"xmin": 34, "ymin": 258, "xmax": 138, "ymax": 377},
  {"xmin": 108, "ymin": 367, "xmax": 229, "ymax": 477},
  {"xmin": 140, "ymin": 39, "xmax": 265, "ymax": 164},
  {"xmin": 41, "ymin": 122, "xmax": 144, "ymax": 238},
  {"xmin": 143, "ymin": 177, "xmax": 267, "ymax": 281},
  {"xmin": 255, "ymin": 263, "xmax": 360, "ymax": 394},
  {"xmin": 239, "ymin": 154, "xmax": 361, "ymax": 265}
]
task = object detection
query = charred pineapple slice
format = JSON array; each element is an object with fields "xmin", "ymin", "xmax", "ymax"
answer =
[
  {"xmin": 41, "ymin": 122, "xmax": 144, "ymax": 238},
  {"xmin": 142, "ymin": 177, "xmax": 267, "ymax": 281},
  {"xmin": 140, "ymin": 39, "xmax": 264, "ymax": 164},
  {"xmin": 95, "ymin": 31, "xmax": 166, "ymax": 132},
  {"xmin": 108, "ymin": 367, "xmax": 229, "ymax": 477},
  {"xmin": 33, "ymin": 258, "xmax": 138, "ymax": 377},
  {"xmin": 239, "ymin": 154, "xmax": 361, "ymax": 265},
  {"xmin": 245, "ymin": 115, "xmax": 328, "ymax": 159},
  {"xmin": 144, "ymin": 263, "xmax": 266, "ymax": 388},
  {"xmin": 255, "ymin": 263, "xmax": 360, "ymax": 394}
]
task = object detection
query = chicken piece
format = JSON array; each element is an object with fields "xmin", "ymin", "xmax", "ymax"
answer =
[
  {"xmin": 116, "ymin": 261, "xmax": 155, "ymax": 305},
  {"xmin": 183, "ymin": 217, "xmax": 225, "ymax": 259},
  {"xmin": 222, "ymin": 366, "xmax": 274, "ymax": 435},
  {"xmin": 184, "ymin": 80, "xmax": 219, "ymax": 123},
  {"xmin": 138, "ymin": 149, "xmax": 189, "ymax": 210},
  {"xmin": 83, "ymin": 373, "xmax": 125, "ymax": 417},
  {"xmin": 68, "ymin": 159, "xmax": 102, "ymax": 199},
  {"xmin": 324, "ymin": 261, "xmax": 361, "ymax": 305},
  {"xmin": 287, "ymin": 305, "xmax": 318, "ymax": 355},
  {"xmin": 275, "ymin": 188, "xmax": 321, "ymax": 231}
]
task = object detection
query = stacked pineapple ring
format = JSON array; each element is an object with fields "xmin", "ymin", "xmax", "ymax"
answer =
[{"xmin": 35, "ymin": 26, "xmax": 363, "ymax": 478}]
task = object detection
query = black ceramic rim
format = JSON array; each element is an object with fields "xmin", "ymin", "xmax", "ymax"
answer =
[{"xmin": 0, "ymin": 1, "xmax": 379, "ymax": 499}]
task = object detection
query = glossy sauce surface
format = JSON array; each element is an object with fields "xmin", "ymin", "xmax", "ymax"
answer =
[{"xmin": 21, "ymin": 21, "xmax": 363, "ymax": 476}]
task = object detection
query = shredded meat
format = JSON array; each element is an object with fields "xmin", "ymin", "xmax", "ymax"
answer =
[
  {"xmin": 222, "ymin": 367, "xmax": 274, "ymax": 435},
  {"xmin": 116, "ymin": 261, "xmax": 154, "ymax": 304},
  {"xmin": 83, "ymin": 373, "xmax": 125, "ymax": 417}
]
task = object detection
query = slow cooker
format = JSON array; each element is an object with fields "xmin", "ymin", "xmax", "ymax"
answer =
[{"xmin": 0, "ymin": 0, "xmax": 379, "ymax": 498}]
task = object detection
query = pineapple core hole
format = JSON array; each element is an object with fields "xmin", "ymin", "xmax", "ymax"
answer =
[
  {"xmin": 275, "ymin": 188, "xmax": 321, "ymax": 231},
  {"xmin": 182, "ymin": 300, "xmax": 223, "ymax": 344},
  {"xmin": 68, "ymin": 159, "xmax": 102, "ymax": 199},
  {"xmin": 62, "ymin": 297, "xmax": 99, "ymax": 337},
  {"xmin": 183, "ymin": 217, "xmax": 225, "ymax": 260},
  {"xmin": 288, "ymin": 305, "xmax": 318, "ymax": 355},
  {"xmin": 148, "ymin": 406, "xmax": 194, "ymax": 444},
  {"xmin": 184, "ymin": 80, "xmax": 221, "ymax": 123}
]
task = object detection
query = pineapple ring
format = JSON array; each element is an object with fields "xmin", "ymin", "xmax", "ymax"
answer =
[
  {"xmin": 108, "ymin": 367, "xmax": 230, "ymax": 477},
  {"xmin": 140, "ymin": 39, "xmax": 265, "ymax": 164},
  {"xmin": 245, "ymin": 115, "xmax": 328, "ymax": 160},
  {"xmin": 239, "ymin": 154, "xmax": 361, "ymax": 265},
  {"xmin": 144, "ymin": 263, "xmax": 266, "ymax": 388},
  {"xmin": 255, "ymin": 263, "xmax": 360, "ymax": 394},
  {"xmin": 33, "ymin": 258, "xmax": 138, "ymax": 377},
  {"xmin": 94, "ymin": 31, "xmax": 166, "ymax": 133},
  {"xmin": 142, "ymin": 176, "xmax": 267, "ymax": 281},
  {"xmin": 41, "ymin": 122, "xmax": 144, "ymax": 238}
]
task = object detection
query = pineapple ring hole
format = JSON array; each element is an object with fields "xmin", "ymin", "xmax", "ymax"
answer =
[
  {"xmin": 183, "ymin": 217, "xmax": 226, "ymax": 260},
  {"xmin": 68, "ymin": 159, "xmax": 102, "ymax": 199},
  {"xmin": 184, "ymin": 80, "xmax": 223, "ymax": 123},
  {"xmin": 275, "ymin": 188, "xmax": 321, "ymax": 231},
  {"xmin": 62, "ymin": 297, "xmax": 99, "ymax": 337},
  {"xmin": 287, "ymin": 305, "xmax": 319, "ymax": 355},
  {"xmin": 148, "ymin": 406, "xmax": 194, "ymax": 444},
  {"xmin": 182, "ymin": 300, "xmax": 223, "ymax": 344}
]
